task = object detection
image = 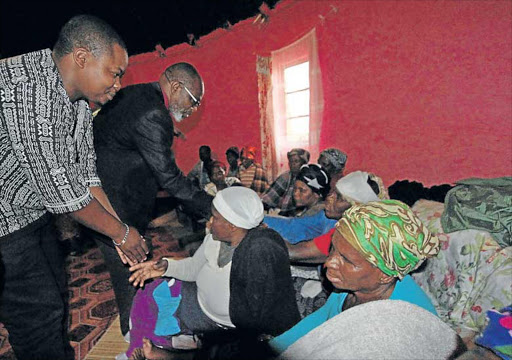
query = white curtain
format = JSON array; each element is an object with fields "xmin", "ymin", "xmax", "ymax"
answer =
[{"xmin": 270, "ymin": 28, "xmax": 324, "ymax": 175}]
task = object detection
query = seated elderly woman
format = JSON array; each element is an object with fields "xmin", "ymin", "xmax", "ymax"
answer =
[
  {"xmin": 261, "ymin": 148, "xmax": 310, "ymax": 216},
  {"xmin": 264, "ymin": 164, "xmax": 333, "ymax": 244},
  {"xmin": 203, "ymin": 160, "xmax": 240, "ymax": 196},
  {"xmin": 123, "ymin": 187, "xmax": 300, "ymax": 360},
  {"xmin": 269, "ymin": 200, "xmax": 440, "ymax": 355},
  {"xmin": 287, "ymin": 171, "xmax": 389, "ymax": 263},
  {"xmin": 317, "ymin": 148, "xmax": 348, "ymax": 190},
  {"xmin": 270, "ymin": 171, "xmax": 389, "ymax": 318}
]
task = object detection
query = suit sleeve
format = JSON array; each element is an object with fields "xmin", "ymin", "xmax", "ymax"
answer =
[{"xmin": 132, "ymin": 109, "xmax": 213, "ymax": 218}]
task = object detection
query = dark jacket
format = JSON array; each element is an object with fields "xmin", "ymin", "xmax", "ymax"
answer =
[
  {"xmin": 230, "ymin": 227, "xmax": 300, "ymax": 336},
  {"xmin": 93, "ymin": 83, "xmax": 212, "ymax": 233}
]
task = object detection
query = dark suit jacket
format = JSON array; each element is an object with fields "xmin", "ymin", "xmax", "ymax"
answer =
[{"xmin": 93, "ymin": 82, "xmax": 212, "ymax": 233}]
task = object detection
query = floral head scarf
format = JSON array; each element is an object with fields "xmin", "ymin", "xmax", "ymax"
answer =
[{"xmin": 335, "ymin": 200, "xmax": 440, "ymax": 279}]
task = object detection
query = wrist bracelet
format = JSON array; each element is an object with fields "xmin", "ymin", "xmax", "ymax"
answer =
[{"xmin": 112, "ymin": 223, "xmax": 130, "ymax": 247}]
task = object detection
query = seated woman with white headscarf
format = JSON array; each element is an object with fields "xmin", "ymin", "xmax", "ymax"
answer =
[
  {"xmin": 124, "ymin": 187, "xmax": 300, "ymax": 360},
  {"xmin": 268, "ymin": 200, "xmax": 440, "ymax": 355},
  {"xmin": 287, "ymin": 170, "xmax": 389, "ymax": 263}
]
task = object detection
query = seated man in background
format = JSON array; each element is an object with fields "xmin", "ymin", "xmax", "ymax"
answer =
[
  {"xmin": 126, "ymin": 187, "xmax": 300, "ymax": 360},
  {"xmin": 225, "ymin": 146, "xmax": 240, "ymax": 178},
  {"xmin": 187, "ymin": 145, "xmax": 213, "ymax": 189},
  {"xmin": 203, "ymin": 160, "xmax": 241, "ymax": 196},
  {"xmin": 269, "ymin": 200, "xmax": 440, "ymax": 355},
  {"xmin": 238, "ymin": 146, "xmax": 269, "ymax": 195},
  {"xmin": 317, "ymin": 148, "xmax": 348, "ymax": 190},
  {"xmin": 261, "ymin": 148, "xmax": 310, "ymax": 217}
]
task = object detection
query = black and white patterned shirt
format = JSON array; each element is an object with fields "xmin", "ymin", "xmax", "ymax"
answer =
[{"xmin": 0, "ymin": 49, "xmax": 100, "ymax": 237}]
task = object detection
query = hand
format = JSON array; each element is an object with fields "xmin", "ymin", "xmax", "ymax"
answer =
[
  {"xmin": 115, "ymin": 226, "xmax": 150, "ymax": 264},
  {"xmin": 129, "ymin": 259, "xmax": 168, "ymax": 287},
  {"xmin": 115, "ymin": 246, "xmax": 136, "ymax": 266}
]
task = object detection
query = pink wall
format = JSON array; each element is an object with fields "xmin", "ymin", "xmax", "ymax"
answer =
[{"xmin": 121, "ymin": 0, "xmax": 512, "ymax": 187}]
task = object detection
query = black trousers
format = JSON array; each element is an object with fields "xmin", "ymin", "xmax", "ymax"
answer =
[
  {"xmin": 0, "ymin": 214, "xmax": 74, "ymax": 360},
  {"xmin": 94, "ymin": 236, "xmax": 138, "ymax": 336}
]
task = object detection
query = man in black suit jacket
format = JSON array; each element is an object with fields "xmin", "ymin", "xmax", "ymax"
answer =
[{"xmin": 93, "ymin": 62, "xmax": 213, "ymax": 337}]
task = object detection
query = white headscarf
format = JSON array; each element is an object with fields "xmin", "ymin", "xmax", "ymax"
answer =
[
  {"xmin": 212, "ymin": 187, "xmax": 264, "ymax": 229},
  {"xmin": 335, "ymin": 171, "xmax": 380, "ymax": 204}
]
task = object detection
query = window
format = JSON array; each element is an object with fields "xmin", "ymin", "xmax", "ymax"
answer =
[
  {"xmin": 284, "ymin": 61, "xmax": 310, "ymax": 143},
  {"xmin": 268, "ymin": 29, "xmax": 323, "ymax": 175}
]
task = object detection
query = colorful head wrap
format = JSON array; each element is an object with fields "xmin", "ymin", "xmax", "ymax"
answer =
[
  {"xmin": 240, "ymin": 146, "xmax": 256, "ymax": 160},
  {"xmin": 319, "ymin": 148, "xmax": 347, "ymax": 173},
  {"xmin": 296, "ymin": 164, "xmax": 330, "ymax": 199},
  {"xmin": 287, "ymin": 148, "xmax": 310, "ymax": 164},
  {"xmin": 335, "ymin": 200, "xmax": 440, "ymax": 279},
  {"xmin": 213, "ymin": 187, "xmax": 264, "ymax": 229},
  {"xmin": 335, "ymin": 171, "xmax": 389, "ymax": 205}
]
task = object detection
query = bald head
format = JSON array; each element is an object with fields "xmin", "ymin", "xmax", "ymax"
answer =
[{"xmin": 162, "ymin": 62, "xmax": 203, "ymax": 100}]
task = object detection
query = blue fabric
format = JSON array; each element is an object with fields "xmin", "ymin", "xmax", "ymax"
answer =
[
  {"xmin": 269, "ymin": 275, "xmax": 437, "ymax": 354},
  {"xmin": 263, "ymin": 211, "xmax": 337, "ymax": 244},
  {"xmin": 475, "ymin": 306, "xmax": 512, "ymax": 359},
  {"xmin": 153, "ymin": 281, "xmax": 182, "ymax": 336}
]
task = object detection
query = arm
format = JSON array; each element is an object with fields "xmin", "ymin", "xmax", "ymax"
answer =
[
  {"xmin": 69, "ymin": 197, "xmax": 148, "ymax": 263},
  {"xmin": 129, "ymin": 235, "xmax": 208, "ymax": 287},
  {"xmin": 260, "ymin": 174, "xmax": 287, "ymax": 209},
  {"xmin": 132, "ymin": 111, "xmax": 213, "ymax": 219},
  {"xmin": 263, "ymin": 211, "xmax": 337, "ymax": 244},
  {"xmin": 269, "ymin": 295, "xmax": 336, "ymax": 354},
  {"xmin": 161, "ymin": 237, "xmax": 207, "ymax": 281},
  {"xmin": 90, "ymin": 186, "xmax": 141, "ymax": 265},
  {"xmin": 287, "ymin": 240, "xmax": 328, "ymax": 264}
]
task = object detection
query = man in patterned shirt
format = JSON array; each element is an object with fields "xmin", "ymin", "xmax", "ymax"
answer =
[{"xmin": 0, "ymin": 15, "xmax": 148, "ymax": 360}]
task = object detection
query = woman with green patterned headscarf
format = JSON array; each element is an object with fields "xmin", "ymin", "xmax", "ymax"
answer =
[{"xmin": 269, "ymin": 200, "xmax": 441, "ymax": 355}]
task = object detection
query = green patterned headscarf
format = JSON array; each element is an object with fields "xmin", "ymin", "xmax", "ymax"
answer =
[{"xmin": 335, "ymin": 200, "xmax": 440, "ymax": 279}]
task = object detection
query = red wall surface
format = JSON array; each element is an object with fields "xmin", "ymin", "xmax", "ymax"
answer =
[{"xmin": 121, "ymin": 0, "xmax": 512, "ymax": 187}]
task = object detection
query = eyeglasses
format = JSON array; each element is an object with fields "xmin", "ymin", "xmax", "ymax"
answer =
[
  {"xmin": 164, "ymin": 72, "xmax": 200, "ymax": 108},
  {"xmin": 179, "ymin": 82, "xmax": 200, "ymax": 108}
]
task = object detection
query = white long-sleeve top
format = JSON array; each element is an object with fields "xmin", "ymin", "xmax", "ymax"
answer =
[{"xmin": 163, "ymin": 234, "xmax": 234, "ymax": 327}]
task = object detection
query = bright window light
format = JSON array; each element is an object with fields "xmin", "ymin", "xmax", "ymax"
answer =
[
  {"xmin": 286, "ymin": 90, "xmax": 309, "ymax": 118},
  {"xmin": 284, "ymin": 61, "xmax": 310, "ymax": 143},
  {"xmin": 284, "ymin": 62, "xmax": 309, "ymax": 92}
]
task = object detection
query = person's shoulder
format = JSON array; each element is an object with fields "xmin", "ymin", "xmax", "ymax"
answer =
[
  {"xmin": 0, "ymin": 49, "xmax": 52, "ymax": 84},
  {"xmin": 244, "ymin": 227, "xmax": 287, "ymax": 249}
]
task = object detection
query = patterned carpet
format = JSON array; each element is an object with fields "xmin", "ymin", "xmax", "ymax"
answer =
[{"xmin": 0, "ymin": 211, "xmax": 201, "ymax": 360}]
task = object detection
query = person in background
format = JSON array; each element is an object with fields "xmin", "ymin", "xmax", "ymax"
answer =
[
  {"xmin": 225, "ymin": 146, "xmax": 240, "ymax": 178},
  {"xmin": 0, "ymin": 15, "xmax": 149, "ymax": 360},
  {"xmin": 264, "ymin": 164, "xmax": 332, "ymax": 244},
  {"xmin": 93, "ymin": 62, "xmax": 213, "ymax": 338},
  {"xmin": 187, "ymin": 145, "xmax": 213, "ymax": 189},
  {"xmin": 261, "ymin": 148, "xmax": 310, "ymax": 217},
  {"xmin": 238, "ymin": 146, "xmax": 269, "ymax": 195},
  {"xmin": 318, "ymin": 148, "xmax": 348, "ymax": 190},
  {"xmin": 269, "ymin": 200, "xmax": 440, "ymax": 355},
  {"xmin": 203, "ymin": 160, "xmax": 241, "ymax": 196}
]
